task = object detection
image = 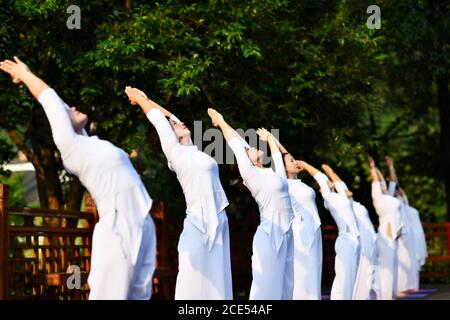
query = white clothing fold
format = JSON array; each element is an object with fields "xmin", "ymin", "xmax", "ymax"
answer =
[
  {"xmin": 175, "ymin": 210, "xmax": 233, "ymax": 299},
  {"xmin": 272, "ymin": 152, "xmax": 322, "ymax": 299},
  {"xmin": 371, "ymin": 181, "xmax": 401, "ymax": 299},
  {"xmin": 228, "ymin": 137, "xmax": 294, "ymax": 299},
  {"xmin": 351, "ymin": 201, "xmax": 381, "ymax": 300},
  {"xmin": 38, "ymin": 88, "xmax": 155, "ymax": 299},
  {"xmin": 147, "ymin": 108, "xmax": 232, "ymax": 299},
  {"xmin": 314, "ymin": 173, "xmax": 360, "ymax": 300}
]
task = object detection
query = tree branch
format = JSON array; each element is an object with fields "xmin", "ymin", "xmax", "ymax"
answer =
[{"xmin": 4, "ymin": 129, "xmax": 38, "ymax": 165}]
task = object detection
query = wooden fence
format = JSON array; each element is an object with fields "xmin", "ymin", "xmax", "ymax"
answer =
[{"xmin": 1, "ymin": 183, "xmax": 449, "ymax": 299}]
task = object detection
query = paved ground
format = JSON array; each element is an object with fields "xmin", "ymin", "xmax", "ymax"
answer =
[
  {"xmin": 321, "ymin": 283, "xmax": 450, "ymax": 300},
  {"xmin": 398, "ymin": 284, "xmax": 450, "ymax": 300}
]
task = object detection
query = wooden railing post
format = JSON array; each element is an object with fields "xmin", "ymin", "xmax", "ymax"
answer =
[
  {"xmin": 447, "ymin": 222, "xmax": 450, "ymax": 256},
  {"xmin": 0, "ymin": 184, "xmax": 10, "ymax": 300},
  {"xmin": 84, "ymin": 193, "xmax": 98, "ymax": 224}
]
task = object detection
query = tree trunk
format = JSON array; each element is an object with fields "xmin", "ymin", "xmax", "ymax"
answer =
[
  {"xmin": 125, "ymin": 0, "xmax": 133, "ymax": 10},
  {"xmin": 67, "ymin": 177, "xmax": 85, "ymax": 211},
  {"xmin": 437, "ymin": 75, "xmax": 450, "ymax": 221},
  {"xmin": 29, "ymin": 108, "xmax": 63, "ymax": 210},
  {"xmin": 32, "ymin": 145, "xmax": 63, "ymax": 210},
  {"xmin": 33, "ymin": 164, "xmax": 49, "ymax": 209}
]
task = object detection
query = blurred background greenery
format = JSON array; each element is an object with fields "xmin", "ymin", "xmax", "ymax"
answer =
[{"xmin": 0, "ymin": 0, "xmax": 449, "ymax": 225}]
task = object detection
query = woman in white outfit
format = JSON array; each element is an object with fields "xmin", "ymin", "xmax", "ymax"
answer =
[
  {"xmin": 369, "ymin": 156, "xmax": 402, "ymax": 300},
  {"xmin": 207, "ymin": 109, "xmax": 294, "ymax": 300},
  {"xmin": 401, "ymin": 192, "xmax": 428, "ymax": 289},
  {"xmin": 256, "ymin": 128, "xmax": 322, "ymax": 300},
  {"xmin": 325, "ymin": 168, "xmax": 380, "ymax": 300},
  {"xmin": 385, "ymin": 156, "xmax": 421, "ymax": 293},
  {"xmin": 125, "ymin": 88, "xmax": 232, "ymax": 300},
  {"xmin": 299, "ymin": 161, "xmax": 360, "ymax": 300},
  {"xmin": 0, "ymin": 57, "xmax": 156, "ymax": 300}
]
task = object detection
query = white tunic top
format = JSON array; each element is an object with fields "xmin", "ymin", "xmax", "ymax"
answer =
[
  {"xmin": 314, "ymin": 172, "xmax": 359, "ymax": 247},
  {"xmin": 38, "ymin": 88, "xmax": 153, "ymax": 265},
  {"xmin": 352, "ymin": 201, "xmax": 377, "ymax": 257},
  {"xmin": 272, "ymin": 152, "xmax": 321, "ymax": 249},
  {"xmin": 392, "ymin": 191, "xmax": 427, "ymax": 266},
  {"xmin": 227, "ymin": 137, "xmax": 294, "ymax": 253},
  {"xmin": 146, "ymin": 108, "xmax": 229, "ymax": 248},
  {"xmin": 404, "ymin": 200, "xmax": 428, "ymax": 266},
  {"xmin": 352, "ymin": 199, "xmax": 381, "ymax": 300},
  {"xmin": 371, "ymin": 182, "xmax": 402, "ymax": 240}
]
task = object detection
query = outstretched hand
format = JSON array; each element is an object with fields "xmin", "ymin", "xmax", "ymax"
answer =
[
  {"xmin": 0, "ymin": 56, "xmax": 30, "ymax": 84},
  {"xmin": 296, "ymin": 161, "xmax": 305, "ymax": 172},
  {"xmin": 256, "ymin": 128, "xmax": 272, "ymax": 142},
  {"xmin": 124, "ymin": 86, "xmax": 148, "ymax": 105},
  {"xmin": 297, "ymin": 160, "xmax": 308, "ymax": 171},
  {"xmin": 207, "ymin": 108, "xmax": 224, "ymax": 127}
]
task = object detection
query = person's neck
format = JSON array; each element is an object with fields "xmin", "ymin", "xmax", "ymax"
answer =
[
  {"xmin": 288, "ymin": 172, "xmax": 297, "ymax": 179},
  {"xmin": 179, "ymin": 135, "xmax": 191, "ymax": 146}
]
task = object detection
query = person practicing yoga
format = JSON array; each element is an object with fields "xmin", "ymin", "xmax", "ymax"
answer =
[
  {"xmin": 369, "ymin": 156, "xmax": 402, "ymax": 300},
  {"xmin": 125, "ymin": 87, "xmax": 232, "ymax": 299},
  {"xmin": 321, "ymin": 165, "xmax": 380, "ymax": 300},
  {"xmin": 0, "ymin": 57, "xmax": 156, "ymax": 300},
  {"xmin": 299, "ymin": 161, "xmax": 360, "ymax": 300},
  {"xmin": 256, "ymin": 128, "xmax": 322, "ymax": 300},
  {"xmin": 208, "ymin": 109, "xmax": 294, "ymax": 300},
  {"xmin": 385, "ymin": 156, "xmax": 423, "ymax": 294}
]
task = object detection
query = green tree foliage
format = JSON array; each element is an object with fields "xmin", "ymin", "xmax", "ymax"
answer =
[
  {"xmin": 371, "ymin": 0, "xmax": 450, "ymax": 221},
  {"xmin": 0, "ymin": 0, "xmax": 447, "ymax": 222}
]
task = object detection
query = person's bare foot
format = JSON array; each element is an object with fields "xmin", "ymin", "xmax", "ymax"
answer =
[{"xmin": 396, "ymin": 291, "xmax": 409, "ymax": 298}]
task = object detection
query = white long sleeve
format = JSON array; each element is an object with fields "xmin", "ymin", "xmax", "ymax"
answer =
[
  {"xmin": 227, "ymin": 136, "xmax": 255, "ymax": 181},
  {"xmin": 371, "ymin": 181, "xmax": 383, "ymax": 201},
  {"xmin": 38, "ymin": 88, "xmax": 154, "ymax": 266},
  {"xmin": 38, "ymin": 88, "xmax": 78, "ymax": 155},
  {"xmin": 272, "ymin": 152, "xmax": 287, "ymax": 179},
  {"xmin": 169, "ymin": 113, "xmax": 182, "ymax": 124},
  {"xmin": 146, "ymin": 108, "xmax": 180, "ymax": 161},
  {"xmin": 231, "ymin": 128, "xmax": 251, "ymax": 148},
  {"xmin": 388, "ymin": 181, "xmax": 397, "ymax": 196},
  {"xmin": 313, "ymin": 172, "xmax": 332, "ymax": 198},
  {"xmin": 334, "ymin": 181, "xmax": 349, "ymax": 197}
]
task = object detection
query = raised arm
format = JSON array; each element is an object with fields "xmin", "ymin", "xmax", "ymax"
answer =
[
  {"xmin": 322, "ymin": 164, "xmax": 342, "ymax": 183},
  {"xmin": 299, "ymin": 161, "xmax": 332, "ymax": 197},
  {"xmin": 385, "ymin": 156, "xmax": 398, "ymax": 196},
  {"xmin": 368, "ymin": 156, "xmax": 385, "ymax": 200},
  {"xmin": 257, "ymin": 128, "xmax": 280, "ymax": 155},
  {"xmin": 270, "ymin": 134, "xmax": 297, "ymax": 178},
  {"xmin": 125, "ymin": 87, "xmax": 179, "ymax": 160},
  {"xmin": 207, "ymin": 108, "xmax": 237, "ymax": 142},
  {"xmin": 208, "ymin": 108, "xmax": 254, "ymax": 179},
  {"xmin": 0, "ymin": 57, "xmax": 77, "ymax": 154},
  {"xmin": 0, "ymin": 57, "xmax": 48, "ymax": 99},
  {"xmin": 376, "ymin": 167, "xmax": 388, "ymax": 191},
  {"xmin": 256, "ymin": 128, "xmax": 286, "ymax": 178},
  {"xmin": 298, "ymin": 160, "xmax": 319, "ymax": 178},
  {"xmin": 322, "ymin": 164, "xmax": 352, "ymax": 197},
  {"xmin": 125, "ymin": 86, "xmax": 182, "ymax": 122},
  {"xmin": 270, "ymin": 133, "xmax": 289, "ymax": 154},
  {"xmin": 385, "ymin": 156, "xmax": 398, "ymax": 182},
  {"xmin": 368, "ymin": 156, "xmax": 380, "ymax": 182}
]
